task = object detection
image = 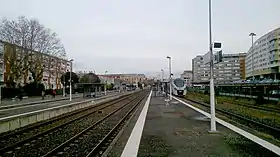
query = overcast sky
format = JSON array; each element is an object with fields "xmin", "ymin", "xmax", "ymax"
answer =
[{"xmin": 0, "ymin": 0, "xmax": 280, "ymax": 77}]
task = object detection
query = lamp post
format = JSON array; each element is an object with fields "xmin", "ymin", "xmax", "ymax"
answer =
[
  {"xmin": 63, "ymin": 74, "xmax": 66, "ymax": 97},
  {"xmin": 166, "ymin": 56, "xmax": 172, "ymax": 101},
  {"xmin": 208, "ymin": 0, "xmax": 216, "ymax": 132},
  {"xmin": 0, "ymin": 85, "xmax": 2, "ymax": 104},
  {"xmin": 161, "ymin": 69, "xmax": 164, "ymax": 93},
  {"xmin": 161, "ymin": 69, "xmax": 164, "ymax": 82},
  {"xmin": 249, "ymin": 32, "xmax": 256, "ymax": 80},
  {"xmin": 104, "ymin": 70, "xmax": 108, "ymax": 95},
  {"xmin": 69, "ymin": 59, "xmax": 73, "ymax": 101}
]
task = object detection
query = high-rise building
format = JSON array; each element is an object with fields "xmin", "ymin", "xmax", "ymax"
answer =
[
  {"xmin": 180, "ymin": 70, "xmax": 192, "ymax": 86},
  {"xmin": 192, "ymin": 53, "xmax": 246, "ymax": 84},
  {"xmin": 0, "ymin": 40, "xmax": 70, "ymax": 89},
  {"xmin": 192, "ymin": 55, "xmax": 205, "ymax": 82},
  {"xmin": 245, "ymin": 27, "xmax": 280, "ymax": 79}
]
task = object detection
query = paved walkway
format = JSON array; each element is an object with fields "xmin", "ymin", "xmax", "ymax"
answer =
[
  {"xmin": 121, "ymin": 94, "xmax": 278, "ymax": 157},
  {"xmin": 0, "ymin": 91, "xmax": 122, "ymax": 118},
  {"xmin": 0, "ymin": 94, "xmax": 82, "ymax": 106}
]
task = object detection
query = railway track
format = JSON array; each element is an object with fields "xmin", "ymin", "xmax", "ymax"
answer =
[
  {"xmin": 217, "ymin": 97, "xmax": 280, "ymax": 113},
  {"xmin": 0, "ymin": 93, "xmax": 133, "ymax": 148},
  {"xmin": 188, "ymin": 92, "xmax": 280, "ymax": 114},
  {"xmin": 179, "ymin": 97, "xmax": 280, "ymax": 140},
  {"xmin": 235, "ymin": 102, "xmax": 280, "ymax": 114},
  {"xmin": 0, "ymin": 90, "xmax": 148, "ymax": 156},
  {"xmin": 43, "ymin": 91, "xmax": 147, "ymax": 157}
]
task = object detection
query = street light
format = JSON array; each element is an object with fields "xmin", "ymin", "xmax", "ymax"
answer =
[
  {"xmin": 63, "ymin": 73, "xmax": 66, "ymax": 97},
  {"xmin": 161, "ymin": 69, "xmax": 164, "ymax": 82},
  {"xmin": 0, "ymin": 85, "xmax": 2, "ymax": 104},
  {"xmin": 166, "ymin": 56, "xmax": 172, "ymax": 101},
  {"xmin": 104, "ymin": 70, "xmax": 108, "ymax": 95},
  {"xmin": 69, "ymin": 59, "xmax": 73, "ymax": 101},
  {"xmin": 249, "ymin": 32, "xmax": 256, "ymax": 80},
  {"xmin": 208, "ymin": 0, "xmax": 216, "ymax": 132},
  {"xmin": 161, "ymin": 69, "xmax": 164, "ymax": 94}
]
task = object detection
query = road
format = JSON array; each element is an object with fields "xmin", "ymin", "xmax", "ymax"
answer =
[{"xmin": 0, "ymin": 92, "xmax": 120, "ymax": 118}]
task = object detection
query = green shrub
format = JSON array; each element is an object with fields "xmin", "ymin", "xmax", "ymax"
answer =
[{"xmin": 56, "ymin": 89, "xmax": 63, "ymax": 95}]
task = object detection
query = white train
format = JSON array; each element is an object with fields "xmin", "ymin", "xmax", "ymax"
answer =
[{"xmin": 165, "ymin": 78, "xmax": 187, "ymax": 97}]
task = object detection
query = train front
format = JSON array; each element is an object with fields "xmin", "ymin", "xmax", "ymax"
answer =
[{"xmin": 172, "ymin": 78, "xmax": 187, "ymax": 96}]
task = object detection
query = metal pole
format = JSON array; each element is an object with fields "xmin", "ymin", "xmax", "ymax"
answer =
[
  {"xmin": 209, "ymin": 0, "xmax": 216, "ymax": 132},
  {"xmin": 168, "ymin": 57, "xmax": 172, "ymax": 101},
  {"xmin": 69, "ymin": 61, "xmax": 72, "ymax": 101},
  {"xmin": 251, "ymin": 34, "xmax": 255, "ymax": 80},
  {"xmin": 63, "ymin": 74, "xmax": 65, "ymax": 97},
  {"xmin": 104, "ymin": 71, "xmax": 107, "ymax": 95},
  {"xmin": 252, "ymin": 35, "xmax": 254, "ymax": 80},
  {"xmin": 161, "ymin": 69, "xmax": 164, "ymax": 82},
  {"xmin": 0, "ymin": 85, "xmax": 2, "ymax": 104}
]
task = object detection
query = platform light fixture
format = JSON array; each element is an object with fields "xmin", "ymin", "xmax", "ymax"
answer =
[
  {"xmin": 69, "ymin": 59, "xmax": 74, "ymax": 101},
  {"xmin": 166, "ymin": 56, "xmax": 172, "ymax": 101}
]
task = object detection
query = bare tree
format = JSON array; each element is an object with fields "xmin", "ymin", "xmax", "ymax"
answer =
[{"xmin": 0, "ymin": 16, "xmax": 66, "ymax": 84}]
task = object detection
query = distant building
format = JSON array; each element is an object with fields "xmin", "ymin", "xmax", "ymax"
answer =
[
  {"xmin": 192, "ymin": 53, "xmax": 246, "ymax": 84},
  {"xmin": 192, "ymin": 55, "xmax": 204, "ymax": 82},
  {"xmin": 100, "ymin": 74, "xmax": 146, "ymax": 84},
  {"xmin": 245, "ymin": 27, "xmax": 280, "ymax": 79},
  {"xmin": 0, "ymin": 40, "xmax": 70, "ymax": 89},
  {"xmin": 97, "ymin": 73, "xmax": 147, "ymax": 88},
  {"xmin": 76, "ymin": 70, "xmax": 94, "ymax": 80},
  {"xmin": 180, "ymin": 70, "xmax": 192, "ymax": 86}
]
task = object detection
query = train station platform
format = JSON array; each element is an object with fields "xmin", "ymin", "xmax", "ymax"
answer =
[{"xmin": 117, "ymin": 91, "xmax": 279, "ymax": 157}]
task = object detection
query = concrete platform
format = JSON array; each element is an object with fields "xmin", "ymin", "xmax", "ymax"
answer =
[
  {"xmin": 120, "ymin": 93, "xmax": 279, "ymax": 157},
  {"xmin": 0, "ymin": 91, "xmax": 134, "ymax": 133}
]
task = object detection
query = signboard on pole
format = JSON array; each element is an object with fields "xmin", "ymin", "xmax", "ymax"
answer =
[{"xmin": 213, "ymin": 42, "xmax": 222, "ymax": 48}]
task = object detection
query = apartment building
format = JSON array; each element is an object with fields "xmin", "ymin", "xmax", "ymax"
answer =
[
  {"xmin": 180, "ymin": 70, "xmax": 192, "ymax": 86},
  {"xmin": 0, "ymin": 40, "xmax": 70, "ymax": 89},
  {"xmin": 192, "ymin": 53, "xmax": 246, "ymax": 84},
  {"xmin": 192, "ymin": 55, "xmax": 204, "ymax": 82},
  {"xmin": 245, "ymin": 27, "xmax": 280, "ymax": 79},
  {"xmin": 41, "ymin": 55, "xmax": 70, "ymax": 89}
]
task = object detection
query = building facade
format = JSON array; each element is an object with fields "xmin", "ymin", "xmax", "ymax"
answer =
[
  {"xmin": 0, "ymin": 40, "xmax": 70, "ymax": 89},
  {"xmin": 101, "ymin": 74, "xmax": 147, "ymax": 85},
  {"xmin": 245, "ymin": 27, "xmax": 280, "ymax": 79},
  {"xmin": 180, "ymin": 70, "xmax": 192, "ymax": 86},
  {"xmin": 192, "ymin": 53, "xmax": 246, "ymax": 84}
]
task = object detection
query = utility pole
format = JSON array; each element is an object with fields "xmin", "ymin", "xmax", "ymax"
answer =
[
  {"xmin": 63, "ymin": 74, "xmax": 66, "ymax": 97},
  {"xmin": 166, "ymin": 56, "xmax": 172, "ymax": 101},
  {"xmin": 161, "ymin": 69, "xmax": 164, "ymax": 82},
  {"xmin": 208, "ymin": 0, "xmax": 216, "ymax": 132},
  {"xmin": 104, "ymin": 70, "xmax": 108, "ymax": 95},
  {"xmin": 69, "ymin": 59, "xmax": 73, "ymax": 101},
  {"xmin": 249, "ymin": 32, "xmax": 256, "ymax": 80}
]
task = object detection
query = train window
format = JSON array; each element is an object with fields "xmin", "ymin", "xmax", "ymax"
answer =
[{"xmin": 174, "ymin": 79, "xmax": 185, "ymax": 87}]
